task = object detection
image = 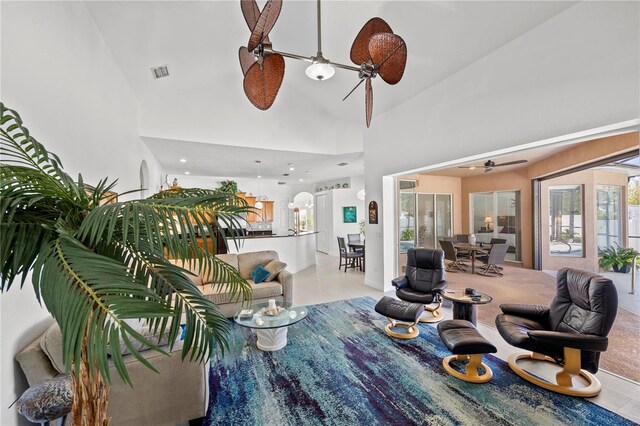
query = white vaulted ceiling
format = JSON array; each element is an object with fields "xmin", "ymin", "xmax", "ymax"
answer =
[{"xmin": 84, "ymin": 0, "xmax": 577, "ymax": 181}]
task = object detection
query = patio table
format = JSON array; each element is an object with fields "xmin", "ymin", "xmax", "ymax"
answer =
[{"xmin": 452, "ymin": 243, "xmax": 491, "ymax": 274}]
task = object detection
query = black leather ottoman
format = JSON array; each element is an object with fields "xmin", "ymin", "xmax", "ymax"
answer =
[
  {"xmin": 374, "ymin": 296, "xmax": 423, "ymax": 339},
  {"xmin": 437, "ymin": 320, "xmax": 497, "ymax": 383}
]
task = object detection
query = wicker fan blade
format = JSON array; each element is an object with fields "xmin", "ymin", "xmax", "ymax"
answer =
[
  {"xmin": 240, "ymin": 0, "xmax": 270, "ymax": 44},
  {"xmin": 493, "ymin": 159, "xmax": 528, "ymax": 167},
  {"xmin": 239, "ymin": 47, "xmax": 255, "ymax": 76},
  {"xmin": 369, "ymin": 33, "xmax": 407, "ymax": 85},
  {"xmin": 350, "ymin": 17, "xmax": 393, "ymax": 65},
  {"xmin": 365, "ymin": 78, "xmax": 373, "ymax": 128},
  {"xmin": 243, "ymin": 53, "xmax": 285, "ymax": 110},
  {"xmin": 247, "ymin": 0, "xmax": 282, "ymax": 52}
]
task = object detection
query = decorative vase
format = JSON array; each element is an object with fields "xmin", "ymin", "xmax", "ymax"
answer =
[{"xmin": 469, "ymin": 234, "xmax": 477, "ymax": 246}]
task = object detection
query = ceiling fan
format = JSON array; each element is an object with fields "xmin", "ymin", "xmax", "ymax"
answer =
[
  {"xmin": 238, "ymin": 0, "xmax": 407, "ymax": 128},
  {"xmin": 458, "ymin": 159, "xmax": 528, "ymax": 173}
]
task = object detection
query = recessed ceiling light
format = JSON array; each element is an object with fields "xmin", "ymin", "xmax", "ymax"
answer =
[
  {"xmin": 299, "ymin": 178, "xmax": 304, "ymax": 182},
  {"xmin": 179, "ymin": 158, "xmax": 187, "ymax": 163},
  {"xmin": 288, "ymin": 162, "xmax": 295, "ymax": 171},
  {"xmin": 184, "ymin": 171, "xmax": 190, "ymax": 175},
  {"xmin": 257, "ymin": 175, "xmax": 262, "ymax": 179}
]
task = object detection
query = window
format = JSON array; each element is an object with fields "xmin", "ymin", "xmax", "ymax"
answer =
[
  {"xmin": 549, "ymin": 185, "xmax": 583, "ymax": 257},
  {"xmin": 597, "ymin": 185, "xmax": 622, "ymax": 249}
]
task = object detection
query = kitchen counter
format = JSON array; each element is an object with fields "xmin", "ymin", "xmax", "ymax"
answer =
[
  {"xmin": 237, "ymin": 231, "xmax": 319, "ymax": 239},
  {"xmin": 227, "ymin": 231, "xmax": 317, "ymax": 273}
]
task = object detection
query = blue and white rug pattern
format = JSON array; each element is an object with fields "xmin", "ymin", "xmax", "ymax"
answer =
[{"xmin": 205, "ymin": 297, "xmax": 636, "ymax": 426}]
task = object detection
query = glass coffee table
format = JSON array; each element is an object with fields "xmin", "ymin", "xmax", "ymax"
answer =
[
  {"xmin": 441, "ymin": 289, "xmax": 492, "ymax": 326},
  {"xmin": 233, "ymin": 301, "xmax": 308, "ymax": 351}
]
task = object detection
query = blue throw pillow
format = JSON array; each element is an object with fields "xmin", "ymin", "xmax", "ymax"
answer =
[{"xmin": 250, "ymin": 264, "xmax": 270, "ymax": 284}]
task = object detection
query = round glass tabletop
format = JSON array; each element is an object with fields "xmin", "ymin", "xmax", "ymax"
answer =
[
  {"xmin": 233, "ymin": 301, "xmax": 309, "ymax": 330},
  {"xmin": 441, "ymin": 289, "xmax": 493, "ymax": 305}
]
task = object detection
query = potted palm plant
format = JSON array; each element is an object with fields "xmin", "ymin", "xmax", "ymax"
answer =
[
  {"xmin": 0, "ymin": 103, "xmax": 253, "ymax": 425},
  {"xmin": 598, "ymin": 243, "xmax": 639, "ymax": 273}
]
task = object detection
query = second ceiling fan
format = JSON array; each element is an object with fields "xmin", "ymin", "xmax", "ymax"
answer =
[
  {"xmin": 238, "ymin": 0, "xmax": 408, "ymax": 128},
  {"xmin": 458, "ymin": 159, "xmax": 528, "ymax": 173}
]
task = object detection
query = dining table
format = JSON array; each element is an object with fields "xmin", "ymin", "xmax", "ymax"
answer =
[
  {"xmin": 452, "ymin": 242, "xmax": 491, "ymax": 274},
  {"xmin": 347, "ymin": 242, "xmax": 365, "ymax": 272}
]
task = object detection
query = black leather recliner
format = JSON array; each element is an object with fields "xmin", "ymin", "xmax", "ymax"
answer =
[
  {"xmin": 392, "ymin": 248, "xmax": 447, "ymax": 323},
  {"xmin": 495, "ymin": 267, "xmax": 618, "ymax": 397}
]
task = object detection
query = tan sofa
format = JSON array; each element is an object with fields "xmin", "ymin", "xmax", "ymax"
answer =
[
  {"xmin": 14, "ymin": 251, "xmax": 291, "ymax": 425},
  {"xmin": 15, "ymin": 322, "xmax": 208, "ymax": 426},
  {"xmin": 172, "ymin": 250, "xmax": 294, "ymax": 318}
]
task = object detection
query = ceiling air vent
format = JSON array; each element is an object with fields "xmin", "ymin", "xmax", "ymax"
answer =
[
  {"xmin": 337, "ymin": 162, "xmax": 348, "ymax": 167},
  {"xmin": 150, "ymin": 65, "xmax": 170, "ymax": 79},
  {"xmin": 282, "ymin": 173, "xmax": 290, "ymax": 177},
  {"xmin": 277, "ymin": 181, "xmax": 286, "ymax": 185}
]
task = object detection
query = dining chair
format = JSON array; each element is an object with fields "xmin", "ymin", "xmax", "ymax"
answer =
[
  {"xmin": 347, "ymin": 233, "xmax": 364, "ymax": 253},
  {"xmin": 337, "ymin": 237, "xmax": 363, "ymax": 272},
  {"xmin": 438, "ymin": 240, "xmax": 467, "ymax": 272},
  {"xmin": 478, "ymin": 243, "xmax": 509, "ymax": 276},
  {"xmin": 455, "ymin": 234, "xmax": 470, "ymax": 243}
]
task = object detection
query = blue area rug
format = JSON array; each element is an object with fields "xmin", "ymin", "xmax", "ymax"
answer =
[{"xmin": 205, "ymin": 297, "xmax": 635, "ymax": 425}]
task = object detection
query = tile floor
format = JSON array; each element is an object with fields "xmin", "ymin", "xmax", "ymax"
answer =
[{"xmin": 292, "ymin": 253, "xmax": 640, "ymax": 424}]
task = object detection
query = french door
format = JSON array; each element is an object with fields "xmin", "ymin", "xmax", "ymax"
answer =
[{"xmin": 398, "ymin": 192, "xmax": 452, "ymax": 272}]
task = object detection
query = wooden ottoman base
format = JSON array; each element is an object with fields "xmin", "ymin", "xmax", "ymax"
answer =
[
  {"xmin": 443, "ymin": 354, "xmax": 493, "ymax": 383},
  {"xmin": 384, "ymin": 318, "xmax": 419, "ymax": 339}
]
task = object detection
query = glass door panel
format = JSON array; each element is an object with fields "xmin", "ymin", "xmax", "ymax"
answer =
[
  {"xmin": 471, "ymin": 190, "xmax": 522, "ymax": 262},
  {"xmin": 398, "ymin": 191, "xmax": 415, "ymax": 274},
  {"xmin": 417, "ymin": 193, "xmax": 435, "ymax": 248},
  {"xmin": 398, "ymin": 191, "xmax": 453, "ymax": 274},
  {"xmin": 596, "ymin": 185, "xmax": 622, "ymax": 249},
  {"xmin": 435, "ymin": 194, "xmax": 452, "ymax": 244},
  {"xmin": 471, "ymin": 193, "xmax": 494, "ymax": 244},
  {"xmin": 399, "ymin": 192, "xmax": 416, "ymax": 253},
  {"xmin": 497, "ymin": 190, "xmax": 521, "ymax": 261},
  {"xmin": 549, "ymin": 185, "xmax": 583, "ymax": 257}
]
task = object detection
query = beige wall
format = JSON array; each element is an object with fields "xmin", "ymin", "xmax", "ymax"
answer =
[
  {"xmin": 528, "ymin": 132, "xmax": 639, "ymax": 179},
  {"xmin": 541, "ymin": 169, "xmax": 629, "ymax": 271},
  {"xmin": 461, "ymin": 168, "xmax": 533, "ymax": 267}
]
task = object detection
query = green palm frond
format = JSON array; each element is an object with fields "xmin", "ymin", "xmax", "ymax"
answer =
[
  {"xmin": 33, "ymin": 236, "xmax": 174, "ymax": 384},
  {"xmin": 1, "ymin": 102, "xmax": 253, "ymax": 385},
  {"xmin": 1, "ymin": 104, "xmax": 79, "ymax": 198}
]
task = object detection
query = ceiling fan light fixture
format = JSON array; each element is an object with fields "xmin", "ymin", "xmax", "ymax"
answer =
[{"xmin": 305, "ymin": 58, "xmax": 335, "ymax": 81}]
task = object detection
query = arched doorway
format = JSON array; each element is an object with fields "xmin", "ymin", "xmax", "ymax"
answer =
[{"xmin": 139, "ymin": 160, "xmax": 149, "ymax": 198}]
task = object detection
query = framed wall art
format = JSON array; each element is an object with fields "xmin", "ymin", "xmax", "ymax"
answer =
[
  {"xmin": 343, "ymin": 206, "xmax": 357, "ymax": 223},
  {"xmin": 369, "ymin": 201, "xmax": 378, "ymax": 224}
]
